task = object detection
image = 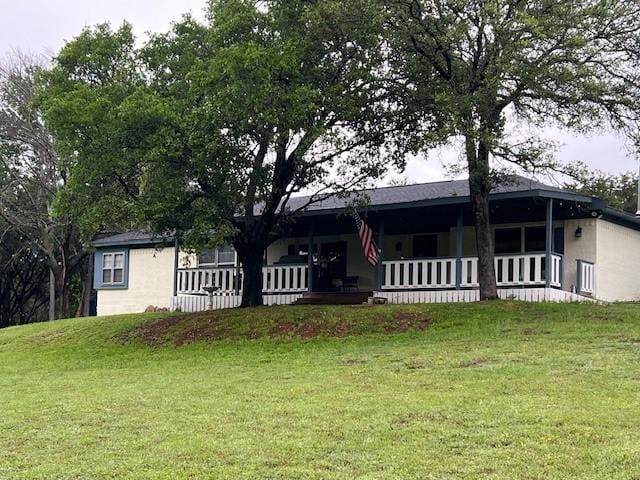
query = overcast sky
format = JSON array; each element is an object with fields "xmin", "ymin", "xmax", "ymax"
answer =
[{"xmin": 1, "ymin": 0, "xmax": 637, "ymax": 184}]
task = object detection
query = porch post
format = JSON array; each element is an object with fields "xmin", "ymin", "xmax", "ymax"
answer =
[
  {"xmin": 307, "ymin": 224, "xmax": 314, "ymax": 293},
  {"xmin": 545, "ymin": 198, "xmax": 553, "ymax": 288},
  {"xmin": 173, "ymin": 237, "xmax": 179, "ymax": 297},
  {"xmin": 376, "ymin": 215, "xmax": 385, "ymax": 291},
  {"xmin": 456, "ymin": 209, "xmax": 463, "ymax": 289}
]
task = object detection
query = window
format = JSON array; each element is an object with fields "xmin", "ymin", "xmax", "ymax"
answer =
[
  {"xmin": 102, "ymin": 252, "xmax": 125, "ymax": 285},
  {"xmin": 524, "ymin": 226, "xmax": 546, "ymax": 252},
  {"xmin": 495, "ymin": 225, "xmax": 559, "ymax": 254},
  {"xmin": 198, "ymin": 245, "xmax": 237, "ymax": 266},
  {"xmin": 198, "ymin": 250, "xmax": 217, "ymax": 266},
  {"xmin": 413, "ymin": 235, "xmax": 438, "ymax": 258},
  {"xmin": 495, "ymin": 228, "xmax": 521, "ymax": 254},
  {"xmin": 217, "ymin": 245, "xmax": 236, "ymax": 265}
]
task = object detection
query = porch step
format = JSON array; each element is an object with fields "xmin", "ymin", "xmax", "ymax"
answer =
[{"xmin": 294, "ymin": 291, "xmax": 373, "ymax": 305}]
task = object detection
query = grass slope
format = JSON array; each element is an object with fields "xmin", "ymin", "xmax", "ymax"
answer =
[{"xmin": 1, "ymin": 302, "xmax": 640, "ymax": 479}]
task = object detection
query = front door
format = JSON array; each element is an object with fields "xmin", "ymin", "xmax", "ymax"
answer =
[{"xmin": 314, "ymin": 241, "xmax": 347, "ymax": 292}]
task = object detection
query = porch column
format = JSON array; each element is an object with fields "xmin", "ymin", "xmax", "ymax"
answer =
[
  {"xmin": 376, "ymin": 215, "xmax": 385, "ymax": 291},
  {"xmin": 307, "ymin": 224, "xmax": 314, "ymax": 293},
  {"xmin": 173, "ymin": 238, "xmax": 179, "ymax": 297},
  {"xmin": 456, "ymin": 209, "xmax": 463, "ymax": 289},
  {"xmin": 545, "ymin": 198, "xmax": 553, "ymax": 288}
]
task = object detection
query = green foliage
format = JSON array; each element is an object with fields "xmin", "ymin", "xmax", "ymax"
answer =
[
  {"xmin": 386, "ymin": 0, "xmax": 640, "ymax": 171},
  {"xmin": 385, "ymin": 0, "xmax": 640, "ymax": 298},
  {"xmin": 564, "ymin": 165, "xmax": 639, "ymax": 214},
  {"xmin": 39, "ymin": 1, "xmax": 401, "ymax": 252},
  {"xmin": 2, "ymin": 302, "xmax": 640, "ymax": 478}
]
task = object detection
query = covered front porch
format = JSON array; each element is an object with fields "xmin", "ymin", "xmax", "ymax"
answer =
[{"xmin": 175, "ymin": 189, "xmax": 598, "ymax": 301}]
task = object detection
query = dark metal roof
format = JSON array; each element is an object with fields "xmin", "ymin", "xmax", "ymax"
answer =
[
  {"xmin": 92, "ymin": 231, "xmax": 174, "ymax": 248},
  {"xmin": 280, "ymin": 176, "xmax": 567, "ymax": 214},
  {"xmin": 93, "ymin": 175, "xmax": 640, "ymax": 247}
]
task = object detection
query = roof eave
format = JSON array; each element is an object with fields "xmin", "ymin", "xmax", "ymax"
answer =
[
  {"xmin": 601, "ymin": 207, "xmax": 640, "ymax": 230},
  {"xmin": 286, "ymin": 189, "xmax": 597, "ymax": 218},
  {"xmin": 92, "ymin": 236, "xmax": 175, "ymax": 248}
]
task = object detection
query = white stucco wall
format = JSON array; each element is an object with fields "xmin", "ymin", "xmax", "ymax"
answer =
[
  {"xmin": 562, "ymin": 218, "xmax": 597, "ymax": 293},
  {"xmin": 97, "ymin": 246, "xmax": 176, "ymax": 316},
  {"xmin": 595, "ymin": 220, "xmax": 640, "ymax": 302}
]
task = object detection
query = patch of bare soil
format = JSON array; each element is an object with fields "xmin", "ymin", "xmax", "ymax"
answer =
[
  {"xmin": 382, "ymin": 312, "xmax": 433, "ymax": 333},
  {"xmin": 116, "ymin": 316, "xmax": 184, "ymax": 346},
  {"xmin": 119, "ymin": 309, "xmax": 434, "ymax": 346},
  {"xmin": 269, "ymin": 319, "xmax": 353, "ymax": 339},
  {"xmin": 270, "ymin": 311, "xmax": 432, "ymax": 339},
  {"xmin": 174, "ymin": 318, "xmax": 227, "ymax": 346}
]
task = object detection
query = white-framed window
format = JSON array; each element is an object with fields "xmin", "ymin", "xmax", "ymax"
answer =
[
  {"xmin": 102, "ymin": 252, "xmax": 125, "ymax": 285},
  {"xmin": 198, "ymin": 245, "xmax": 237, "ymax": 267},
  {"xmin": 493, "ymin": 224, "xmax": 562, "ymax": 254}
]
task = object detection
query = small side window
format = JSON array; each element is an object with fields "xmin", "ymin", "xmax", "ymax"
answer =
[{"xmin": 102, "ymin": 252, "xmax": 126, "ymax": 285}]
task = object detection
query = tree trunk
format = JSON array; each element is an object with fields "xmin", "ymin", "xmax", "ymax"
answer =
[
  {"xmin": 76, "ymin": 253, "xmax": 93, "ymax": 317},
  {"xmin": 466, "ymin": 136, "xmax": 498, "ymax": 300},
  {"xmin": 49, "ymin": 265, "xmax": 70, "ymax": 320},
  {"xmin": 236, "ymin": 243, "xmax": 265, "ymax": 308},
  {"xmin": 48, "ymin": 268, "xmax": 55, "ymax": 321}
]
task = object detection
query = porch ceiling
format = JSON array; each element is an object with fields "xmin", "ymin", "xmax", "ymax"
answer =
[{"xmin": 280, "ymin": 195, "xmax": 600, "ymax": 237}]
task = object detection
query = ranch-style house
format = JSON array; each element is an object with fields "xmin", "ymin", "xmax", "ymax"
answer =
[{"xmin": 92, "ymin": 176, "xmax": 640, "ymax": 315}]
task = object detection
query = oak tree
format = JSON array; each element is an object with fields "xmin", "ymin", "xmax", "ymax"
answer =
[
  {"xmin": 39, "ymin": 0, "xmax": 410, "ymax": 307},
  {"xmin": 386, "ymin": 0, "xmax": 640, "ymax": 299}
]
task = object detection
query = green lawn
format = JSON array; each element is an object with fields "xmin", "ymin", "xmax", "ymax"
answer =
[{"xmin": 1, "ymin": 302, "xmax": 640, "ymax": 479}]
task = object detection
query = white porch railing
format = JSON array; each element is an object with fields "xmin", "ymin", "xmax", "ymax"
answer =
[
  {"xmin": 382, "ymin": 253, "xmax": 563, "ymax": 290},
  {"xmin": 177, "ymin": 264, "xmax": 308, "ymax": 295},
  {"xmin": 262, "ymin": 265, "xmax": 308, "ymax": 293},
  {"xmin": 383, "ymin": 258, "xmax": 457, "ymax": 289},
  {"xmin": 577, "ymin": 259, "xmax": 596, "ymax": 296},
  {"xmin": 177, "ymin": 267, "xmax": 240, "ymax": 295}
]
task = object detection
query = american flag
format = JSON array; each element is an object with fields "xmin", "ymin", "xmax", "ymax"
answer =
[{"xmin": 353, "ymin": 211, "xmax": 380, "ymax": 267}]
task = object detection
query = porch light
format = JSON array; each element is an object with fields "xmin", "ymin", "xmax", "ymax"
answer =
[{"xmin": 575, "ymin": 227, "xmax": 582, "ymax": 238}]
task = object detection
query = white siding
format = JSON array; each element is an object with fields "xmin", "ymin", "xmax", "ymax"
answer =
[
  {"xmin": 562, "ymin": 218, "xmax": 597, "ymax": 293},
  {"xmin": 97, "ymin": 247, "xmax": 176, "ymax": 316},
  {"xmin": 595, "ymin": 220, "xmax": 640, "ymax": 302}
]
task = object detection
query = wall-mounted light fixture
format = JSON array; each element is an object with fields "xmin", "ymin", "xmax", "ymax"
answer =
[{"xmin": 575, "ymin": 227, "xmax": 583, "ymax": 238}]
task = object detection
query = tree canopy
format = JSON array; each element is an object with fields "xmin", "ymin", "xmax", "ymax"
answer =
[
  {"xmin": 39, "ymin": 0, "xmax": 413, "ymax": 306},
  {"xmin": 565, "ymin": 165, "xmax": 639, "ymax": 214},
  {"xmin": 385, "ymin": 0, "xmax": 640, "ymax": 299},
  {"xmin": 0, "ymin": 53, "xmax": 88, "ymax": 321}
]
